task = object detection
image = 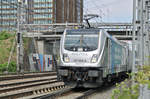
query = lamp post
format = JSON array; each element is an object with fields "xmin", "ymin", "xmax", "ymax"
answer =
[
  {"xmin": 132, "ymin": 0, "xmax": 136, "ymax": 81},
  {"xmin": 17, "ymin": 0, "xmax": 24, "ymax": 73}
]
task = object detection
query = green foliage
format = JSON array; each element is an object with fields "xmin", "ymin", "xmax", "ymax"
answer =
[
  {"xmin": 112, "ymin": 80, "xmax": 139, "ymax": 99},
  {"xmin": 112, "ymin": 65, "xmax": 150, "ymax": 99},
  {"xmin": 0, "ymin": 31, "xmax": 17, "ymax": 73},
  {"xmin": 148, "ymin": 82, "xmax": 150, "ymax": 90},
  {"xmin": 7, "ymin": 61, "xmax": 16, "ymax": 72},
  {"xmin": 0, "ymin": 31, "xmax": 13, "ymax": 40},
  {"xmin": 0, "ymin": 61, "xmax": 16, "ymax": 73},
  {"xmin": 0, "ymin": 31, "xmax": 16, "ymax": 64},
  {"xmin": 0, "ymin": 63, "xmax": 7, "ymax": 72}
]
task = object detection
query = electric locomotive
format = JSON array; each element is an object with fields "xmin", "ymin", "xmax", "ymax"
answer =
[{"xmin": 57, "ymin": 28, "xmax": 131, "ymax": 88}]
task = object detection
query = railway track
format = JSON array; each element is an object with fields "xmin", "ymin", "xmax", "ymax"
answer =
[
  {"xmin": 0, "ymin": 76, "xmax": 57, "ymax": 93},
  {"xmin": 0, "ymin": 71, "xmax": 56, "ymax": 81},
  {"xmin": 54, "ymin": 88, "xmax": 106, "ymax": 99},
  {"xmin": 0, "ymin": 71, "xmax": 128, "ymax": 99},
  {"xmin": 54, "ymin": 84, "xmax": 116, "ymax": 99},
  {"xmin": 30, "ymin": 77, "xmax": 127, "ymax": 99},
  {"xmin": 27, "ymin": 86, "xmax": 108, "ymax": 99},
  {"xmin": 0, "ymin": 71, "xmax": 64, "ymax": 99},
  {"xmin": 21, "ymin": 85, "xmax": 72, "ymax": 99},
  {"xmin": 0, "ymin": 81, "xmax": 65, "ymax": 99},
  {"xmin": 75, "ymin": 89, "xmax": 99, "ymax": 99}
]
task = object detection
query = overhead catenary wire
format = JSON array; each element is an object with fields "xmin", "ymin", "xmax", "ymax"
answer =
[
  {"xmin": 83, "ymin": 0, "xmax": 103, "ymax": 27},
  {"xmin": 85, "ymin": 0, "xmax": 131, "ymax": 23},
  {"xmin": 84, "ymin": 0, "xmax": 108, "ymax": 26}
]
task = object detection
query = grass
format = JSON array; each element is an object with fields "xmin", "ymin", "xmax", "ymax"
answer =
[
  {"xmin": 0, "ymin": 35, "xmax": 16, "ymax": 64},
  {"xmin": 0, "ymin": 31, "xmax": 13, "ymax": 40},
  {"xmin": 0, "ymin": 31, "xmax": 32, "ymax": 73},
  {"xmin": 0, "ymin": 31, "xmax": 16, "ymax": 73}
]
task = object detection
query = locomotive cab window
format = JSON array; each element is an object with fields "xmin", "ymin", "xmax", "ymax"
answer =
[{"xmin": 64, "ymin": 30, "xmax": 99, "ymax": 52}]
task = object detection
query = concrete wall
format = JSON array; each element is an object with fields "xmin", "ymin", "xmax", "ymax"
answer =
[{"xmin": 37, "ymin": 41, "xmax": 44, "ymax": 54}]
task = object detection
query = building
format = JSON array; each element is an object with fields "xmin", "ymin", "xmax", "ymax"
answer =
[
  {"xmin": 29, "ymin": 0, "xmax": 83, "ymax": 24},
  {"xmin": 0, "ymin": 0, "xmax": 17, "ymax": 31},
  {"xmin": 0, "ymin": 0, "xmax": 83, "ymax": 31},
  {"xmin": 0, "ymin": 0, "xmax": 27, "ymax": 31},
  {"xmin": 55, "ymin": 0, "xmax": 83, "ymax": 23},
  {"xmin": 28, "ymin": 0, "xmax": 54, "ymax": 24}
]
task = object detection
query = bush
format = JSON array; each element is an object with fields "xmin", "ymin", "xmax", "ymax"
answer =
[
  {"xmin": 8, "ymin": 61, "xmax": 16, "ymax": 72},
  {"xmin": 0, "ymin": 31, "xmax": 12, "ymax": 40},
  {"xmin": 112, "ymin": 65, "xmax": 150, "ymax": 99},
  {"xmin": 0, "ymin": 61, "xmax": 16, "ymax": 73},
  {"xmin": 0, "ymin": 63, "xmax": 7, "ymax": 73}
]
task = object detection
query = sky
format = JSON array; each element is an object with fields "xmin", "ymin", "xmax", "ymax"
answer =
[{"xmin": 84, "ymin": 0, "xmax": 133, "ymax": 22}]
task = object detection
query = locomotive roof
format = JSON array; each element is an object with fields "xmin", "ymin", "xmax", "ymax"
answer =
[
  {"xmin": 65, "ymin": 29, "xmax": 100, "ymax": 35},
  {"xmin": 101, "ymin": 29, "xmax": 126, "ymax": 48}
]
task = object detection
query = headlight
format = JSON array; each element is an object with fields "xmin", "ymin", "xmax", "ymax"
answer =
[
  {"xmin": 91, "ymin": 54, "xmax": 98, "ymax": 63},
  {"xmin": 63, "ymin": 54, "xmax": 70, "ymax": 62}
]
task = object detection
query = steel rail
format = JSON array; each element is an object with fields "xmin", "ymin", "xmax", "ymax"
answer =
[
  {"xmin": 0, "ymin": 78, "xmax": 57, "ymax": 94},
  {"xmin": 0, "ymin": 82, "xmax": 64, "ymax": 99},
  {"xmin": 0, "ymin": 76, "xmax": 56, "ymax": 87},
  {"xmin": 27, "ymin": 87, "xmax": 73, "ymax": 99},
  {"xmin": 0, "ymin": 71, "xmax": 55, "ymax": 76},
  {"xmin": 0, "ymin": 71, "xmax": 56, "ymax": 81},
  {"xmin": 75, "ymin": 89, "xmax": 98, "ymax": 99}
]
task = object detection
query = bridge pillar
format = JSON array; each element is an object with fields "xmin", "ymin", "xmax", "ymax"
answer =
[{"xmin": 37, "ymin": 40, "xmax": 44, "ymax": 54}]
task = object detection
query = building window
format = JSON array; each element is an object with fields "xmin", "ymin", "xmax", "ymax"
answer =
[
  {"xmin": 33, "ymin": 20, "xmax": 52, "ymax": 24},
  {"xmin": 34, "ymin": 8, "xmax": 52, "ymax": 13},
  {"xmin": 34, "ymin": 14, "xmax": 52, "ymax": 18},
  {"xmin": 34, "ymin": 3, "xmax": 53, "ymax": 8},
  {"xmin": 34, "ymin": 0, "xmax": 53, "ymax": 2}
]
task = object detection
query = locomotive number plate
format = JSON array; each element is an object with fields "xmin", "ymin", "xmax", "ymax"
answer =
[{"xmin": 74, "ymin": 59, "xmax": 86, "ymax": 63}]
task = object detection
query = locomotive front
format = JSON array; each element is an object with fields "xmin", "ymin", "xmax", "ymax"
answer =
[{"xmin": 58, "ymin": 29, "xmax": 103, "ymax": 88}]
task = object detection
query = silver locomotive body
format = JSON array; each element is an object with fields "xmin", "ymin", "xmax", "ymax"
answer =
[{"xmin": 58, "ymin": 29, "xmax": 131, "ymax": 88}]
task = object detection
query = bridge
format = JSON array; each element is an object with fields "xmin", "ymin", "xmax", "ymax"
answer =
[{"xmin": 22, "ymin": 22, "xmax": 134, "ymax": 40}]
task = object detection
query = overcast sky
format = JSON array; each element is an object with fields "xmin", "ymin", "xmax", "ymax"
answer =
[{"xmin": 84, "ymin": 0, "xmax": 133, "ymax": 22}]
